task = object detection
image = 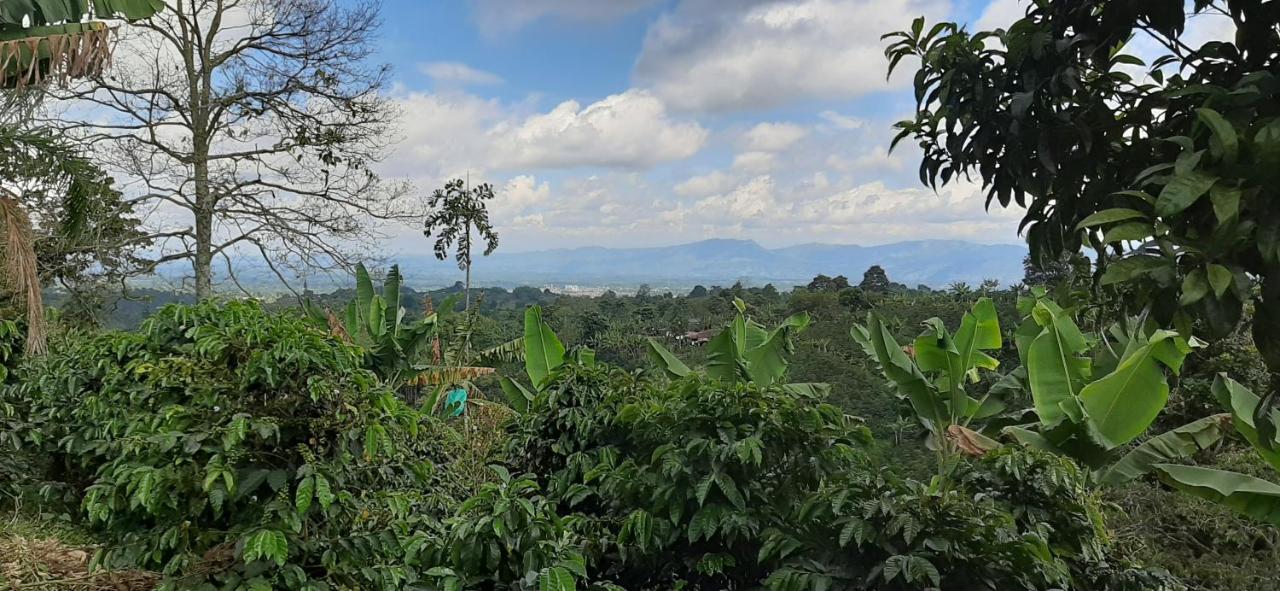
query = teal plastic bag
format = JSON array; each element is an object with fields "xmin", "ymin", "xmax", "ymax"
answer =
[{"xmin": 445, "ymin": 388, "xmax": 468, "ymax": 417}]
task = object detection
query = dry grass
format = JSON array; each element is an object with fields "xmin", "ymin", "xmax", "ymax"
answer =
[{"xmin": 0, "ymin": 520, "xmax": 156, "ymax": 591}]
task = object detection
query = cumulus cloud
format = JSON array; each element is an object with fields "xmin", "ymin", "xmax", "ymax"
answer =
[
  {"xmin": 742, "ymin": 122, "xmax": 808, "ymax": 152},
  {"xmin": 418, "ymin": 61, "xmax": 504, "ymax": 86},
  {"xmin": 490, "ymin": 90, "xmax": 709, "ymax": 169},
  {"xmin": 634, "ymin": 0, "xmax": 949, "ymax": 112},
  {"xmin": 732, "ymin": 151, "xmax": 777, "ymax": 174},
  {"xmin": 665, "ymin": 174, "xmax": 1024, "ymax": 243},
  {"xmin": 674, "ymin": 170, "xmax": 736, "ymax": 197},
  {"xmin": 496, "ymin": 175, "xmax": 551, "ymax": 217},
  {"xmin": 819, "ymin": 110, "xmax": 866, "ymax": 131},
  {"xmin": 469, "ymin": 0, "xmax": 662, "ymax": 35},
  {"xmin": 384, "ymin": 89, "xmax": 707, "ymax": 177}
]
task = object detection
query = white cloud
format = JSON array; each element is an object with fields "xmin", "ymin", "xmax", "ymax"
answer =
[
  {"xmin": 384, "ymin": 89, "xmax": 707, "ymax": 177},
  {"xmin": 694, "ymin": 176, "xmax": 780, "ymax": 221},
  {"xmin": 490, "ymin": 90, "xmax": 709, "ymax": 169},
  {"xmin": 819, "ymin": 110, "xmax": 866, "ymax": 131},
  {"xmin": 497, "ymin": 175, "xmax": 551, "ymax": 217},
  {"xmin": 634, "ymin": 0, "xmax": 949, "ymax": 112},
  {"xmin": 732, "ymin": 151, "xmax": 776, "ymax": 174},
  {"xmin": 469, "ymin": 0, "xmax": 662, "ymax": 34},
  {"xmin": 742, "ymin": 122, "xmax": 808, "ymax": 152},
  {"xmin": 674, "ymin": 170, "xmax": 736, "ymax": 197},
  {"xmin": 418, "ymin": 61, "xmax": 504, "ymax": 86}
]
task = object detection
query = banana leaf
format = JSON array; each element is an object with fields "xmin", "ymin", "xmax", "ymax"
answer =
[
  {"xmin": 646, "ymin": 337, "xmax": 691, "ymax": 379},
  {"xmin": 523, "ymin": 305, "xmax": 564, "ymax": 388},
  {"xmin": 1097, "ymin": 414, "xmax": 1230, "ymax": 486},
  {"xmin": 1154, "ymin": 464, "xmax": 1280, "ymax": 527}
]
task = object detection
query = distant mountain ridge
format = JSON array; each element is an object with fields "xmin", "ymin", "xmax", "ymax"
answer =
[{"xmin": 395, "ymin": 238, "xmax": 1027, "ymax": 289}]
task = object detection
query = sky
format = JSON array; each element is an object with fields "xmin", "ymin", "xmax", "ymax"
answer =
[{"xmin": 356, "ymin": 0, "xmax": 1039, "ymax": 254}]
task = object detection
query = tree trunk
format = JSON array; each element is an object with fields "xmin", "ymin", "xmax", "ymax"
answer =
[
  {"xmin": 192, "ymin": 157, "xmax": 213, "ymax": 300},
  {"xmin": 463, "ymin": 219, "xmax": 472, "ymax": 310}
]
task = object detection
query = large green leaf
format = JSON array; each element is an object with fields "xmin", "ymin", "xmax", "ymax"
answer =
[
  {"xmin": 1155, "ymin": 170, "xmax": 1218, "ymax": 216},
  {"xmin": 1197, "ymin": 107, "xmax": 1238, "ymax": 165},
  {"xmin": 354, "ymin": 263, "xmax": 374, "ymax": 311},
  {"xmin": 383, "ymin": 265, "xmax": 402, "ymax": 334},
  {"xmin": 853, "ymin": 314, "xmax": 944, "ymax": 431},
  {"xmin": 499, "ymin": 377, "xmax": 534, "ymax": 413},
  {"xmin": 1154, "ymin": 464, "xmax": 1280, "ymax": 527},
  {"xmin": 1025, "ymin": 301, "xmax": 1089, "ymax": 428},
  {"xmin": 705, "ymin": 328, "xmax": 745, "ymax": 383},
  {"xmin": 523, "ymin": 306, "xmax": 565, "ymax": 388},
  {"xmin": 1097, "ymin": 414, "xmax": 1230, "ymax": 486},
  {"xmin": 743, "ymin": 325, "xmax": 792, "ymax": 386},
  {"xmin": 1213, "ymin": 375, "xmax": 1280, "ymax": 471},
  {"xmin": 539, "ymin": 567, "xmax": 577, "ymax": 591},
  {"xmin": 645, "ymin": 338, "xmax": 691, "ymax": 379},
  {"xmin": 1080, "ymin": 332, "xmax": 1188, "ymax": 448}
]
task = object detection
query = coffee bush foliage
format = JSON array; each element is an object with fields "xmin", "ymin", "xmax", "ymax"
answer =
[
  {"xmin": 1, "ymin": 301, "xmax": 1178, "ymax": 590},
  {"xmin": 2, "ymin": 302, "xmax": 452, "ymax": 589},
  {"xmin": 502, "ymin": 358, "xmax": 1175, "ymax": 590}
]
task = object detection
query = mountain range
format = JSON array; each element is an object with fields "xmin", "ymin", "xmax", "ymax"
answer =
[{"xmin": 394, "ymin": 239, "xmax": 1028, "ymax": 290}]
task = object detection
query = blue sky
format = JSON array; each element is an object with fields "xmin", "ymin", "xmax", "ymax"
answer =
[{"xmin": 365, "ymin": 0, "xmax": 1033, "ymax": 253}]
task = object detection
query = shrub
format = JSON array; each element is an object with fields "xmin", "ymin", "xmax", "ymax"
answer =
[
  {"xmin": 502, "ymin": 356, "xmax": 1166, "ymax": 590},
  {"xmin": 2, "ymin": 301, "xmax": 449, "ymax": 589}
]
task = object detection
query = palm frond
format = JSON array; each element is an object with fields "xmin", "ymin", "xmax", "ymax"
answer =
[
  {"xmin": 0, "ymin": 194, "xmax": 45, "ymax": 355},
  {"xmin": 475, "ymin": 337, "xmax": 524, "ymax": 365},
  {"xmin": 407, "ymin": 365, "xmax": 496, "ymax": 387},
  {"xmin": 0, "ymin": 23, "xmax": 115, "ymax": 89}
]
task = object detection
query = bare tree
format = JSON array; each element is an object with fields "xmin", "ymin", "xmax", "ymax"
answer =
[{"xmin": 44, "ymin": 0, "xmax": 418, "ymax": 299}]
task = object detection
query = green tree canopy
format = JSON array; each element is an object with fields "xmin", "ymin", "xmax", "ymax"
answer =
[
  {"xmin": 424, "ymin": 179, "xmax": 500, "ymax": 309},
  {"xmin": 887, "ymin": 0, "xmax": 1280, "ymax": 409}
]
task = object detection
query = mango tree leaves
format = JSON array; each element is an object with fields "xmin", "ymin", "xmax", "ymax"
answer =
[
  {"xmin": 1075, "ymin": 208, "xmax": 1147, "ymax": 229},
  {"xmin": 523, "ymin": 306, "xmax": 565, "ymax": 388},
  {"xmin": 1154, "ymin": 464, "xmax": 1280, "ymax": 527},
  {"xmin": 1197, "ymin": 108, "xmax": 1238, "ymax": 165}
]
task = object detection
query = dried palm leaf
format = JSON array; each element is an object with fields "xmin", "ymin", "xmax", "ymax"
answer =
[
  {"xmin": 0, "ymin": 193, "xmax": 45, "ymax": 355},
  {"xmin": 407, "ymin": 365, "xmax": 496, "ymax": 387}
]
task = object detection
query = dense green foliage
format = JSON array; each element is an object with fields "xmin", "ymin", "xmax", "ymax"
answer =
[
  {"xmin": 4, "ymin": 269, "xmax": 1277, "ymax": 590},
  {"xmin": 2, "ymin": 289, "xmax": 1208, "ymax": 588},
  {"xmin": 2, "ymin": 302, "xmax": 452, "ymax": 589},
  {"xmin": 887, "ymin": 0, "xmax": 1280, "ymax": 441}
]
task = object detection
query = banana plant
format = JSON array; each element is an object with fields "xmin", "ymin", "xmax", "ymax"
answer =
[
  {"xmin": 645, "ymin": 298, "xmax": 822, "ymax": 394},
  {"xmin": 305, "ymin": 263, "xmax": 443, "ymax": 386},
  {"xmin": 1138, "ymin": 375, "xmax": 1280, "ymax": 526},
  {"xmin": 498, "ymin": 305, "xmax": 593, "ymax": 413},
  {"xmin": 851, "ymin": 297, "xmax": 1008, "ymax": 459},
  {"xmin": 407, "ymin": 295, "xmax": 524, "ymax": 414},
  {"xmin": 0, "ymin": 0, "xmax": 163, "ymax": 88},
  {"xmin": 1000, "ymin": 293, "xmax": 1203, "ymax": 468}
]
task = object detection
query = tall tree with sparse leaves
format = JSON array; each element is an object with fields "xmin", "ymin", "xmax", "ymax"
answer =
[
  {"xmin": 424, "ymin": 178, "xmax": 499, "ymax": 310},
  {"xmin": 44, "ymin": 0, "xmax": 414, "ymax": 299}
]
